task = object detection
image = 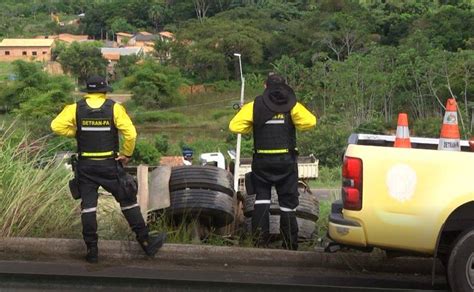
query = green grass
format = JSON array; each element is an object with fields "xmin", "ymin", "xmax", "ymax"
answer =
[
  {"xmin": 298, "ymin": 200, "xmax": 331, "ymax": 251},
  {"xmin": 130, "ymin": 87, "xmax": 254, "ymax": 156},
  {"xmin": 133, "ymin": 111, "xmax": 188, "ymax": 124},
  {"xmin": 316, "ymin": 201, "xmax": 331, "ymax": 238},
  {"xmin": 0, "ymin": 126, "xmax": 332, "ymax": 251},
  {"xmin": 0, "ymin": 124, "xmax": 81, "ymax": 238},
  {"xmin": 310, "ymin": 166, "xmax": 341, "ymax": 189},
  {"xmin": 148, "ymin": 213, "xmax": 239, "ymax": 246}
]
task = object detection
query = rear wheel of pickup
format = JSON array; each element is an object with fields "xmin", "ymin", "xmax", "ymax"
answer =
[{"xmin": 447, "ymin": 228, "xmax": 474, "ymax": 292}]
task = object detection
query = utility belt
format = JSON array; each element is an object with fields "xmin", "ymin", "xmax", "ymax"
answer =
[
  {"xmin": 68, "ymin": 153, "xmax": 137, "ymax": 202},
  {"xmin": 254, "ymin": 148, "xmax": 299, "ymax": 155},
  {"xmin": 78, "ymin": 151, "xmax": 117, "ymax": 160}
]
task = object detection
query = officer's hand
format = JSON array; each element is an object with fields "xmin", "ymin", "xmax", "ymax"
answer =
[{"xmin": 116, "ymin": 155, "xmax": 131, "ymax": 166}]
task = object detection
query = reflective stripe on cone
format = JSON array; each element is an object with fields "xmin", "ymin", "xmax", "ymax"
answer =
[{"xmin": 439, "ymin": 98, "xmax": 460, "ymax": 151}]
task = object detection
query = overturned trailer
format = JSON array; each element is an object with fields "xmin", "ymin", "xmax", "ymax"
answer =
[
  {"xmin": 134, "ymin": 164, "xmax": 236, "ymax": 233},
  {"xmin": 129, "ymin": 153, "xmax": 319, "ymax": 241}
]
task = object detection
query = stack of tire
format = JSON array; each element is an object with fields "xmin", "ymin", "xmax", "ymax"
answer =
[
  {"xmin": 243, "ymin": 183, "xmax": 319, "ymax": 241},
  {"xmin": 166, "ymin": 165, "xmax": 235, "ymax": 228}
]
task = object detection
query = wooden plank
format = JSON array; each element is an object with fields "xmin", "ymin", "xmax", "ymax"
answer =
[
  {"xmin": 148, "ymin": 166, "xmax": 172, "ymax": 212},
  {"xmin": 136, "ymin": 164, "xmax": 149, "ymax": 221}
]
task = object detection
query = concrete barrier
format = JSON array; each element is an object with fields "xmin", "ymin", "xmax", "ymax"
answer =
[{"xmin": 0, "ymin": 237, "xmax": 443, "ymax": 275}]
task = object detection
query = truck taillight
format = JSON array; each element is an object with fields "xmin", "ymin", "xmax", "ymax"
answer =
[{"xmin": 342, "ymin": 156, "xmax": 363, "ymax": 211}]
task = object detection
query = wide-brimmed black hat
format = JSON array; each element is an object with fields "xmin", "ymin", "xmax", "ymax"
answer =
[
  {"xmin": 81, "ymin": 75, "xmax": 113, "ymax": 93},
  {"xmin": 262, "ymin": 82, "xmax": 296, "ymax": 113}
]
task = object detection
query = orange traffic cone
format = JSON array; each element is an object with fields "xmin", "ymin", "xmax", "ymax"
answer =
[
  {"xmin": 438, "ymin": 98, "xmax": 460, "ymax": 151},
  {"xmin": 394, "ymin": 113, "xmax": 411, "ymax": 148}
]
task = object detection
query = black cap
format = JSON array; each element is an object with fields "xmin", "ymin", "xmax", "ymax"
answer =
[{"xmin": 81, "ymin": 75, "xmax": 113, "ymax": 93}]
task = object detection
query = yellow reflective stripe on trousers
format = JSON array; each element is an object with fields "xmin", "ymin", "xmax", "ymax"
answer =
[
  {"xmin": 81, "ymin": 151, "xmax": 115, "ymax": 157},
  {"xmin": 256, "ymin": 149, "xmax": 289, "ymax": 154}
]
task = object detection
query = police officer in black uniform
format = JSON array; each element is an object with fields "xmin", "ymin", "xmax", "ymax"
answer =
[
  {"xmin": 229, "ymin": 74, "xmax": 316, "ymax": 250},
  {"xmin": 52, "ymin": 75, "xmax": 166, "ymax": 263}
]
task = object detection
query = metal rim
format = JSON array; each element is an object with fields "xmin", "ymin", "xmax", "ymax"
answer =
[{"xmin": 466, "ymin": 252, "xmax": 474, "ymax": 289}]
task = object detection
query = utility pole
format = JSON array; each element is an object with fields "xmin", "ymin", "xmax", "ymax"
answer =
[{"xmin": 233, "ymin": 53, "xmax": 245, "ymax": 193}]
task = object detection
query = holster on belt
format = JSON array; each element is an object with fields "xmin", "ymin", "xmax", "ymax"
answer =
[
  {"xmin": 68, "ymin": 154, "xmax": 81, "ymax": 200},
  {"xmin": 116, "ymin": 161, "xmax": 138, "ymax": 200},
  {"xmin": 245, "ymin": 172, "xmax": 255, "ymax": 196}
]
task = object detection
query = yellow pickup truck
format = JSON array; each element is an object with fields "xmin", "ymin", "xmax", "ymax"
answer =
[{"xmin": 328, "ymin": 134, "xmax": 474, "ymax": 292}]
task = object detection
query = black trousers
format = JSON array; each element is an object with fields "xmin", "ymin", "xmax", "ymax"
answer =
[
  {"xmin": 251, "ymin": 153, "xmax": 299, "ymax": 250},
  {"xmin": 77, "ymin": 159, "xmax": 148, "ymax": 244}
]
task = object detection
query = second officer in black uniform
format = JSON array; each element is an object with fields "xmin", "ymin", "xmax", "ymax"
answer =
[{"xmin": 229, "ymin": 73, "xmax": 316, "ymax": 250}]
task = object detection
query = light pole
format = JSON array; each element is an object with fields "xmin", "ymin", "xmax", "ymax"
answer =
[{"xmin": 233, "ymin": 53, "xmax": 245, "ymax": 193}]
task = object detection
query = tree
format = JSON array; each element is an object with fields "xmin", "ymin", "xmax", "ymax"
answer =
[
  {"xmin": 193, "ymin": 0, "xmax": 210, "ymax": 23},
  {"xmin": 149, "ymin": 3, "xmax": 166, "ymax": 30},
  {"xmin": 417, "ymin": 5, "xmax": 474, "ymax": 51},
  {"xmin": 154, "ymin": 38, "xmax": 173, "ymax": 63},
  {"xmin": 174, "ymin": 15, "xmax": 271, "ymax": 81},
  {"xmin": 124, "ymin": 60, "xmax": 185, "ymax": 109},
  {"xmin": 57, "ymin": 41, "xmax": 107, "ymax": 83},
  {"xmin": 271, "ymin": 55, "xmax": 309, "ymax": 92},
  {"xmin": 318, "ymin": 11, "xmax": 376, "ymax": 61},
  {"xmin": 109, "ymin": 17, "xmax": 136, "ymax": 35},
  {"xmin": 0, "ymin": 60, "xmax": 74, "ymax": 134},
  {"xmin": 114, "ymin": 55, "xmax": 140, "ymax": 80}
]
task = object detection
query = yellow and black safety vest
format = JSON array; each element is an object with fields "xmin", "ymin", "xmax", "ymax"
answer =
[
  {"xmin": 76, "ymin": 99, "xmax": 119, "ymax": 158},
  {"xmin": 253, "ymin": 96, "xmax": 296, "ymax": 154}
]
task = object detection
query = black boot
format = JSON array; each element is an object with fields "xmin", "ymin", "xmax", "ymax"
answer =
[
  {"xmin": 139, "ymin": 233, "xmax": 167, "ymax": 256},
  {"xmin": 251, "ymin": 203, "xmax": 270, "ymax": 248},
  {"xmin": 85, "ymin": 242, "xmax": 98, "ymax": 263},
  {"xmin": 122, "ymin": 206, "xmax": 149, "ymax": 241}
]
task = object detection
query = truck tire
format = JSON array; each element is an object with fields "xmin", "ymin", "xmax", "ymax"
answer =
[
  {"xmin": 243, "ymin": 188, "xmax": 319, "ymax": 221},
  {"xmin": 243, "ymin": 192, "xmax": 279, "ymax": 217},
  {"xmin": 447, "ymin": 228, "xmax": 474, "ymax": 292},
  {"xmin": 167, "ymin": 189, "xmax": 235, "ymax": 228},
  {"xmin": 244, "ymin": 215, "xmax": 315, "ymax": 240},
  {"xmin": 169, "ymin": 166, "xmax": 234, "ymax": 197},
  {"xmin": 296, "ymin": 189, "xmax": 320, "ymax": 221}
]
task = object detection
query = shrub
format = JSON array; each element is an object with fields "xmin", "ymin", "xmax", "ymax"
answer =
[
  {"xmin": 125, "ymin": 60, "xmax": 185, "ymax": 109},
  {"xmin": 154, "ymin": 134, "xmax": 169, "ymax": 154},
  {"xmin": 354, "ymin": 117, "xmax": 389, "ymax": 135},
  {"xmin": 412, "ymin": 116, "xmax": 442, "ymax": 138},
  {"xmin": 132, "ymin": 140, "xmax": 161, "ymax": 165},
  {"xmin": 225, "ymin": 133, "xmax": 254, "ymax": 157},
  {"xmin": 298, "ymin": 123, "xmax": 350, "ymax": 168},
  {"xmin": 208, "ymin": 80, "xmax": 240, "ymax": 92}
]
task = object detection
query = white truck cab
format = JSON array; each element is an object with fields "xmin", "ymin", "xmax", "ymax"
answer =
[{"xmin": 200, "ymin": 152, "xmax": 226, "ymax": 170}]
